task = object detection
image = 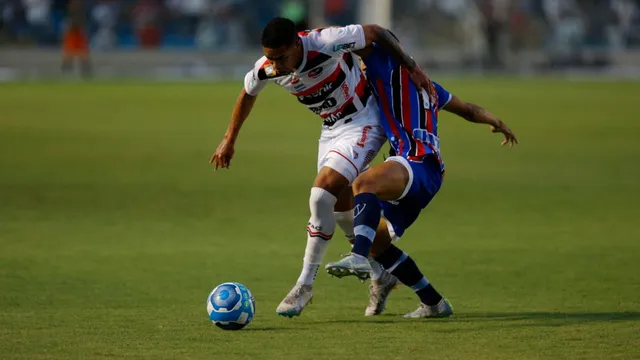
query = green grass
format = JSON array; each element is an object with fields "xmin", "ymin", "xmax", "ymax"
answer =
[{"xmin": 1, "ymin": 79, "xmax": 639, "ymax": 359}]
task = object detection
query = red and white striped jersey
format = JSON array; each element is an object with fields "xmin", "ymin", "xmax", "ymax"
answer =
[{"xmin": 244, "ymin": 25, "xmax": 374, "ymax": 128}]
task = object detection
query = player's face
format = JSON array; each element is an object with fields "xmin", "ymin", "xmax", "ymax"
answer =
[{"xmin": 263, "ymin": 39, "xmax": 301, "ymax": 74}]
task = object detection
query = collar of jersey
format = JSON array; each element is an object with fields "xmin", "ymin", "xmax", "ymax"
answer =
[{"xmin": 292, "ymin": 36, "xmax": 308, "ymax": 76}]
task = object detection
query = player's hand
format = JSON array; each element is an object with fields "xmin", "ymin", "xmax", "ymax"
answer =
[
  {"xmin": 407, "ymin": 65, "xmax": 436, "ymax": 104},
  {"xmin": 490, "ymin": 120, "xmax": 518, "ymax": 148},
  {"xmin": 210, "ymin": 138, "xmax": 235, "ymax": 170}
]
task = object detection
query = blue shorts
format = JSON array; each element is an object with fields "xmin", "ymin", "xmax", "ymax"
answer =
[{"xmin": 380, "ymin": 155, "xmax": 443, "ymax": 240}]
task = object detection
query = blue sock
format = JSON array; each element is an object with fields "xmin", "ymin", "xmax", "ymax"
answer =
[
  {"xmin": 351, "ymin": 193, "xmax": 381, "ymax": 257},
  {"xmin": 375, "ymin": 244, "xmax": 443, "ymax": 306}
]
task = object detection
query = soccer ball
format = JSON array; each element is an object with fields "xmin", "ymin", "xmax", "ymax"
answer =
[{"xmin": 206, "ymin": 282, "xmax": 255, "ymax": 330}]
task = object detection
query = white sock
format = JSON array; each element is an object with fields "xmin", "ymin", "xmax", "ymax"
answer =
[
  {"xmin": 298, "ymin": 263, "xmax": 321, "ymax": 286},
  {"xmin": 297, "ymin": 187, "xmax": 338, "ymax": 285},
  {"xmin": 334, "ymin": 209, "xmax": 355, "ymax": 242},
  {"xmin": 369, "ymin": 258, "xmax": 385, "ymax": 280}
]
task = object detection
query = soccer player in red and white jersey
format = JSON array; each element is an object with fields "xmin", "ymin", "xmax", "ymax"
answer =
[{"xmin": 210, "ymin": 18, "xmax": 433, "ymax": 318}]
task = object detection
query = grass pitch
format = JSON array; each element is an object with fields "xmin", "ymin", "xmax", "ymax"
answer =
[{"xmin": 1, "ymin": 79, "xmax": 639, "ymax": 359}]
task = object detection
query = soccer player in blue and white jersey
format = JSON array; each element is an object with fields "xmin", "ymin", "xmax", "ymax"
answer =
[{"xmin": 325, "ymin": 36, "xmax": 518, "ymax": 318}]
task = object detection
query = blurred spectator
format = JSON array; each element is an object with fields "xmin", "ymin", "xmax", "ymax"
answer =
[
  {"xmin": 543, "ymin": 0, "xmax": 584, "ymax": 65},
  {"xmin": 166, "ymin": 0, "xmax": 205, "ymax": 46},
  {"xmin": 22, "ymin": 0, "xmax": 51, "ymax": 44},
  {"xmin": 61, "ymin": 0, "xmax": 91, "ymax": 77},
  {"xmin": 325, "ymin": 0, "xmax": 355, "ymax": 26},
  {"xmin": 133, "ymin": 0, "xmax": 161, "ymax": 48},
  {"xmin": 281, "ymin": 0, "xmax": 307, "ymax": 31},
  {"xmin": 1, "ymin": 0, "xmax": 26, "ymax": 43},
  {"xmin": 208, "ymin": 0, "xmax": 246, "ymax": 51},
  {"xmin": 1, "ymin": 0, "xmax": 640, "ymax": 60},
  {"xmin": 477, "ymin": 0, "xmax": 510, "ymax": 69},
  {"xmin": 611, "ymin": 0, "xmax": 639, "ymax": 48},
  {"xmin": 91, "ymin": 0, "xmax": 119, "ymax": 50}
]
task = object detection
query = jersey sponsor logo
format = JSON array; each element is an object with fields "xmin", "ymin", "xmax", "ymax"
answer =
[
  {"xmin": 340, "ymin": 82, "xmax": 349, "ymax": 98},
  {"xmin": 333, "ymin": 42, "xmax": 356, "ymax": 52},
  {"xmin": 356, "ymin": 125, "xmax": 372, "ymax": 148},
  {"xmin": 322, "ymin": 111, "xmax": 343, "ymax": 126},
  {"xmin": 309, "ymin": 97, "xmax": 337, "ymax": 114},
  {"xmin": 265, "ymin": 65, "xmax": 276, "ymax": 77},
  {"xmin": 412, "ymin": 129, "xmax": 441, "ymax": 151},
  {"xmin": 294, "ymin": 83, "xmax": 306, "ymax": 91},
  {"xmin": 297, "ymin": 83, "xmax": 333, "ymax": 103},
  {"xmin": 308, "ymin": 67, "xmax": 324, "ymax": 78},
  {"xmin": 250, "ymin": 72, "xmax": 257, "ymax": 88}
]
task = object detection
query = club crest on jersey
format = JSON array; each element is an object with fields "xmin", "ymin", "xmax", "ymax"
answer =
[
  {"xmin": 265, "ymin": 65, "xmax": 276, "ymax": 77},
  {"xmin": 308, "ymin": 67, "xmax": 323, "ymax": 78},
  {"xmin": 290, "ymin": 76, "xmax": 300, "ymax": 84}
]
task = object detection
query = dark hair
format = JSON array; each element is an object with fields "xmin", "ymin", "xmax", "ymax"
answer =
[{"xmin": 261, "ymin": 17, "xmax": 297, "ymax": 48}]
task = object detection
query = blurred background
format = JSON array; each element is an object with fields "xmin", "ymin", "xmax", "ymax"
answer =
[
  {"xmin": 1, "ymin": 2, "xmax": 640, "ymax": 358},
  {"xmin": 1, "ymin": 0, "xmax": 640, "ymax": 79}
]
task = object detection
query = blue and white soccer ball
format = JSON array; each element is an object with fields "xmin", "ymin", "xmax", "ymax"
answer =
[{"xmin": 206, "ymin": 282, "xmax": 255, "ymax": 330}]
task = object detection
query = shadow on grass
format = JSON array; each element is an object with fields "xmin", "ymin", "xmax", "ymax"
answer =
[
  {"xmin": 319, "ymin": 312, "xmax": 640, "ymax": 327},
  {"xmin": 243, "ymin": 326, "xmax": 306, "ymax": 331},
  {"xmin": 456, "ymin": 312, "xmax": 640, "ymax": 323}
]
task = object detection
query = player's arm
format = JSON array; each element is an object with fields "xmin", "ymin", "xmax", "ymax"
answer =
[
  {"xmin": 210, "ymin": 89, "xmax": 258, "ymax": 170},
  {"xmin": 360, "ymin": 25, "xmax": 433, "ymax": 93},
  {"xmin": 443, "ymin": 95, "xmax": 518, "ymax": 147},
  {"xmin": 360, "ymin": 25, "xmax": 416, "ymax": 70},
  {"xmin": 319, "ymin": 24, "xmax": 431, "ymax": 92},
  {"xmin": 210, "ymin": 67, "xmax": 265, "ymax": 170},
  {"xmin": 223, "ymin": 89, "xmax": 258, "ymax": 144}
]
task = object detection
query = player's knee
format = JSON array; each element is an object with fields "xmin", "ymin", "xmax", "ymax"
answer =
[
  {"xmin": 309, "ymin": 187, "xmax": 338, "ymax": 213},
  {"xmin": 313, "ymin": 167, "xmax": 350, "ymax": 195},
  {"xmin": 352, "ymin": 173, "xmax": 378, "ymax": 195}
]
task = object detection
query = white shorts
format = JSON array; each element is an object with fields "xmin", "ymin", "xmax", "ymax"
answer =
[{"xmin": 317, "ymin": 122, "xmax": 386, "ymax": 184}]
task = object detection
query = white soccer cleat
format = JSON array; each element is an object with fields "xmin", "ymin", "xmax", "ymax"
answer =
[
  {"xmin": 276, "ymin": 283, "xmax": 313, "ymax": 318},
  {"xmin": 365, "ymin": 271, "xmax": 400, "ymax": 316},
  {"xmin": 403, "ymin": 298, "xmax": 454, "ymax": 319},
  {"xmin": 325, "ymin": 253, "xmax": 372, "ymax": 282}
]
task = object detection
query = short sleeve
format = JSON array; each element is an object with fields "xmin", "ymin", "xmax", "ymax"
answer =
[
  {"xmin": 314, "ymin": 25, "xmax": 367, "ymax": 55},
  {"xmin": 433, "ymin": 81, "xmax": 452, "ymax": 110},
  {"xmin": 244, "ymin": 66, "xmax": 268, "ymax": 96}
]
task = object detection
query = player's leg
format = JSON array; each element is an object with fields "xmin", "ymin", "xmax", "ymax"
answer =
[
  {"xmin": 61, "ymin": 54, "xmax": 73, "ymax": 74},
  {"xmin": 299, "ymin": 166, "xmax": 349, "ymax": 284},
  {"xmin": 79, "ymin": 53, "xmax": 92, "ymax": 78},
  {"xmin": 324, "ymin": 159, "xmax": 409, "ymax": 279},
  {"xmin": 61, "ymin": 33, "xmax": 73, "ymax": 74},
  {"xmin": 375, "ymin": 199, "xmax": 452, "ymax": 318},
  {"xmin": 334, "ymin": 185, "xmax": 354, "ymax": 243},
  {"xmin": 326, "ymin": 156, "xmax": 452, "ymax": 317},
  {"xmin": 334, "ymin": 185, "xmax": 393, "ymax": 286},
  {"xmin": 334, "ymin": 185, "xmax": 399, "ymax": 316},
  {"xmin": 275, "ymin": 166, "xmax": 348, "ymax": 317},
  {"xmin": 276, "ymin": 124, "xmax": 385, "ymax": 317}
]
